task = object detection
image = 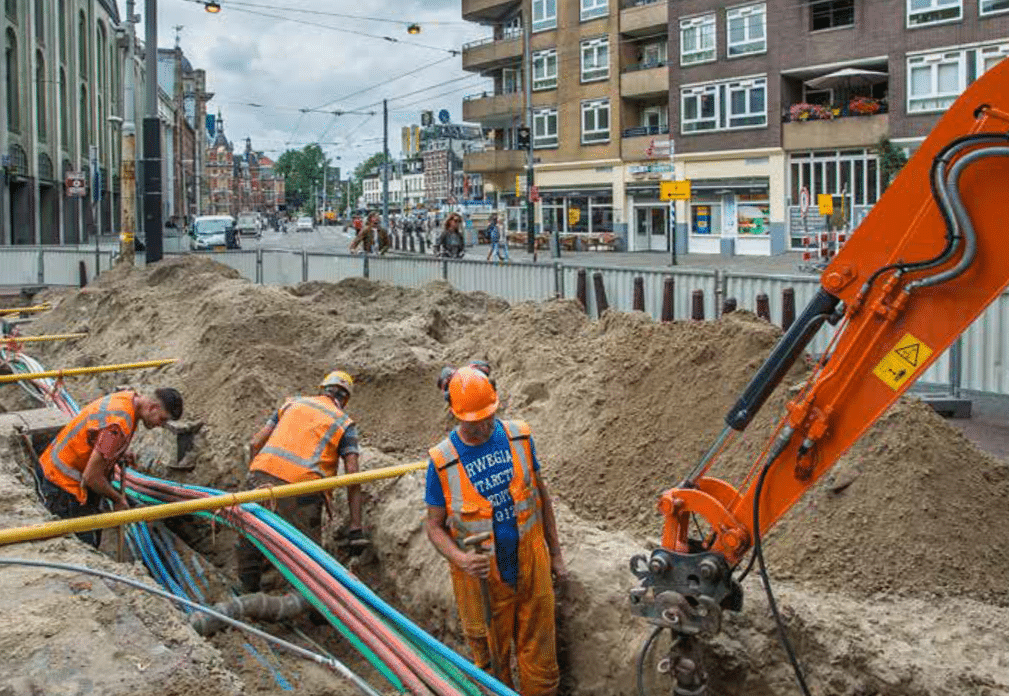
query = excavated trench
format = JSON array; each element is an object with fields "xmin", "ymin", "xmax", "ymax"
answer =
[{"xmin": 2, "ymin": 256, "xmax": 1008, "ymax": 695}]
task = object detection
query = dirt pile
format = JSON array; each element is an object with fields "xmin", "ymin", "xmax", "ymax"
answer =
[{"xmin": 28, "ymin": 257, "xmax": 506, "ymax": 489}]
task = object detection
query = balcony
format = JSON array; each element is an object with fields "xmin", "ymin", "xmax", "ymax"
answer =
[
  {"xmin": 462, "ymin": 90, "xmax": 523, "ymax": 124},
  {"xmin": 462, "ymin": 0, "xmax": 521, "ymax": 22},
  {"xmin": 620, "ymin": 0, "xmax": 666, "ymax": 37},
  {"xmin": 621, "ymin": 125, "xmax": 670, "ymax": 162},
  {"xmin": 462, "ymin": 33, "xmax": 523, "ymax": 72},
  {"xmin": 464, "ymin": 149, "xmax": 526, "ymax": 174},
  {"xmin": 620, "ymin": 61, "xmax": 670, "ymax": 99},
  {"xmin": 782, "ymin": 100, "xmax": 889, "ymax": 150}
]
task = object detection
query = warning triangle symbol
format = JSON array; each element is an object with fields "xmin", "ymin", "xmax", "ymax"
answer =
[{"xmin": 896, "ymin": 343, "xmax": 920, "ymax": 367}]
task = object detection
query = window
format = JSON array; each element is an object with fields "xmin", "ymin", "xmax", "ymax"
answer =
[
  {"xmin": 58, "ymin": 0, "xmax": 65, "ymax": 63},
  {"xmin": 60, "ymin": 67, "xmax": 68, "ymax": 145},
  {"xmin": 907, "ymin": 51, "xmax": 964, "ymax": 112},
  {"xmin": 737, "ymin": 192, "xmax": 770, "ymax": 236},
  {"xmin": 681, "ymin": 76, "xmax": 767, "ymax": 133},
  {"xmin": 5, "ymin": 0, "xmax": 15, "ymax": 20},
  {"xmin": 581, "ymin": 36, "xmax": 609, "ymax": 82},
  {"xmin": 532, "ymin": 49, "xmax": 557, "ymax": 90},
  {"xmin": 680, "ymin": 14, "xmax": 715, "ymax": 65},
  {"xmin": 79, "ymin": 85, "xmax": 88, "ymax": 155},
  {"xmin": 788, "ymin": 150, "xmax": 880, "ymax": 246},
  {"xmin": 532, "ymin": 107, "xmax": 558, "ymax": 148},
  {"xmin": 581, "ymin": 99, "xmax": 610, "ymax": 144},
  {"xmin": 726, "ymin": 3, "xmax": 766, "ymax": 57},
  {"xmin": 532, "ymin": 0, "xmax": 556, "ymax": 32},
  {"xmin": 35, "ymin": 0, "xmax": 44, "ymax": 43},
  {"xmin": 907, "ymin": 0, "xmax": 961, "ymax": 26},
  {"xmin": 810, "ymin": 0, "xmax": 854, "ymax": 30},
  {"xmin": 642, "ymin": 105, "xmax": 668, "ymax": 129},
  {"xmin": 502, "ymin": 67, "xmax": 522, "ymax": 94},
  {"xmin": 502, "ymin": 14, "xmax": 522, "ymax": 39},
  {"xmin": 979, "ymin": 44, "xmax": 1009, "ymax": 74},
  {"xmin": 980, "ymin": 0, "xmax": 1009, "ymax": 15},
  {"xmin": 36, "ymin": 50, "xmax": 45, "ymax": 142},
  {"xmin": 581, "ymin": 0, "xmax": 608, "ymax": 21},
  {"xmin": 640, "ymin": 41, "xmax": 667, "ymax": 67},
  {"xmin": 97, "ymin": 23, "xmax": 106, "ymax": 94},
  {"xmin": 78, "ymin": 11, "xmax": 87, "ymax": 78},
  {"xmin": 5, "ymin": 29, "xmax": 17, "ymax": 133},
  {"xmin": 728, "ymin": 78, "xmax": 766, "ymax": 127}
]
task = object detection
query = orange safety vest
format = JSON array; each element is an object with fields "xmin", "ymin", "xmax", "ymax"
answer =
[
  {"xmin": 250, "ymin": 395, "xmax": 353, "ymax": 484},
  {"xmin": 429, "ymin": 420, "xmax": 545, "ymax": 581},
  {"xmin": 40, "ymin": 391, "xmax": 137, "ymax": 503}
]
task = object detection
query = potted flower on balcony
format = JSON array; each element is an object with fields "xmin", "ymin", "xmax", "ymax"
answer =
[
  {"xmin": 789, "ymin": 103, "xmax": 832, "ymax": 122},
  {"xmin": 849, "ymin": 96, "xmax": 882, "ymax": 116}
]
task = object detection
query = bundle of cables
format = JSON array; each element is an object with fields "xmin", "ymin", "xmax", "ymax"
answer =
[{"xmin": 1, "ymin": 344, "xmax": 518, "ymax": 696}]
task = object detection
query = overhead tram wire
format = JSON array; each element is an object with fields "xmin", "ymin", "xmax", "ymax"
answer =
[
  {"xmin": 311, "ymin": 55, "xmax": 459, "ymax": 113},
  {"xmin": 179, "ymin": 0, "xmax": 470, "ymax": 26}
]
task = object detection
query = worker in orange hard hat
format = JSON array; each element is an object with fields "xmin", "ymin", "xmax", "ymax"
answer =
[
  {"xmin": 237, "ymin": 370, "xmax": 369, "ymax": 593},
  {"xmin": 425, "ymin": 364, "xmax": 566, "ymax": 695}
]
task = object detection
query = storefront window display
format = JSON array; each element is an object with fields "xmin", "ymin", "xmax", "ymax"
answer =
[
  {"xmin": 541, "ymin": 193, "xmax": 613, "ymax": 235},
  {"xmin": 736, "ymin": 192, "xmax": 770, "ymax": 236},
  {"xmin": 691, "ymin": 195, "xmax": 722, "ymax": 235}
]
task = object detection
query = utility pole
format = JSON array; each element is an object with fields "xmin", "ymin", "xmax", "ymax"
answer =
[
  {"xmin": 118, "ymin": 0, "xmax": 138, "ymax": 264},
  {"xmin": 523, "ymin": 8, "xmax": 535, "ymax": 257},
  {"xmin": 322, "ymin": 158, "xmax": 328, "ymax": 224},
  {"xmin": 382, "ymin": 99, "xmax": 390, "ymax": 232},
  {"xmin": 143, "ymin": 0, "xmax": 163, "ymax": 263}
]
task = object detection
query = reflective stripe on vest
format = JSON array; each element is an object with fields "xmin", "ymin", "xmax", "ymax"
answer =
[{"xmin": 254, "ymin": 396, "xmax": 351, "ymax": 480}]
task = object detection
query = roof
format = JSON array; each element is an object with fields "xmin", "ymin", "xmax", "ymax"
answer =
[{"xmin": 96, "ymin": 0, "xmax": 120, "ymax": 23}]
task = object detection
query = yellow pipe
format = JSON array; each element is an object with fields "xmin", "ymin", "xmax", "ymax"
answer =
[
  {"xmin": 0, "ymin": 460, "xmax": 427, "ymax": 546},
  {"xmin": 3, "ymin": 333, "xmax": 88, "ymax": 344},
  {"xmin": 0, "ymin": 358, "xmax": 177, "ymax": 384},
  {"xmin": 0, "ymin": 304, "xmax": 51, "ymax": 316}
]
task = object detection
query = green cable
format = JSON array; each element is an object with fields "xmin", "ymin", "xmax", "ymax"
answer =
[{"xmin": 122, "ymin": 488, "xmax": 406, "ymax": 693}]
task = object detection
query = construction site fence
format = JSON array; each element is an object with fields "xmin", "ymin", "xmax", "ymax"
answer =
[{"xmin": 0, "ymin": 247, "xmax": 1006, "ymax": 397}]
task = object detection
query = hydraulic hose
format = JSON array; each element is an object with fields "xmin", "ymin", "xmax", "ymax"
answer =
[{"xmin": 0, "ymin": 557, "xmax": 383, "ymax": 696}]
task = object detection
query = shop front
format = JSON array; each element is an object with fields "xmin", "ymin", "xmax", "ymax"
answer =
[
  {"xmin": 540, "ymin": 188, "xmax": 615, "ymax": 250},
  {"xmin": 686, "ymin": 178, "xmax": 773, "ymax": 256},
  {"xmin": 626, "ymin": 184, "xmax": 669, "ymax": 252}
]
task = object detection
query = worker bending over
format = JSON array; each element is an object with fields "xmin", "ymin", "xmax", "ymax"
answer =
[
  {"xmin": 425, "ymin": 365, "xmax": 566, "ymax": 695},
  {"xmin": 35, "ymin": 388, "xmax": 184, "ymax": 547},
  {"xmin": 238, "ymin": 370, "xmax": 368, "ymax": 593}
]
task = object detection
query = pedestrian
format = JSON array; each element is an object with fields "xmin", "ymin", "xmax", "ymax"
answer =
[
  {"xmin": 35, "ymin": 388, "xmax": 184, "ymax": 547},
  {"xmin": 349, "ymin": 215, "xmax": 375, "ymax": 254},
  {"xmin": 425, "ymin": 365, "xmax": 566, "ymax": 695},
  {"xmin": 237, "ymin": 370, "xmax": 369, "ymax": 593},
  {"xmin": 486, "ymin": 214, "xmax": 509, "ymax": 262},
  {"xmin": 438, "ymin": 213, "xmax": 465, "ymax": 258}
]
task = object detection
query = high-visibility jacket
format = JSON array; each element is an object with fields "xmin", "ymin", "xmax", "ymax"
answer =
[
  {"xmin": 250, "ymin": 395, "xmax": 353, "ymax": 483},
  {"xmin": 40, "ymin": 391, "xmax": 137, "ymax": 503},
  {"xmin": 429, "ymin": 419, "xmax": 545, "ymax": 578}
]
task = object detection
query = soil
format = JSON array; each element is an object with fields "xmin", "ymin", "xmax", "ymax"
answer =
[{"xmin": 2, "ymin": 256, "xmax": 1008, "ymax": 695}]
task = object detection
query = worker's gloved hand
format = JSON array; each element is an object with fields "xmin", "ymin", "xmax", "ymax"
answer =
[
  {"xmin": 457, "ymin": 550, "xmax": 491, "ymax": 579},
  {"xmin": 346, "ymin": 528, "xmax": 371, "ymax": 557},
  {"xmin": 113, "ymin": 496, "xmax": 131, "ymax": 512}
]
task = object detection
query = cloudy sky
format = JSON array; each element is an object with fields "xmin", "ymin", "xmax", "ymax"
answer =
[{"xmin": 131, "ymin": 0, "xmax": 490, "ymax": 174}]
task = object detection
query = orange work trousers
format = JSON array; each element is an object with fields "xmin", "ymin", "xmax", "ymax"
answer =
[{"xmin": 450, "ymin": 540, "xmax": 559, "ymax": 696}]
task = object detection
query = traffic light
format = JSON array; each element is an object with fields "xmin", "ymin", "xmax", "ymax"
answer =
[{"xmin": 517, "ymin": 127, "xmax": 531, "ymax": 150}]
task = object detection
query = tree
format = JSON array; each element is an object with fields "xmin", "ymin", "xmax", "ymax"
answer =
[
  {"xmin": 348, "ymin": 151, "xmax": 391, "ymax": 212},
  {"xmin": 876, "ymin": 136, "xmax": 908, "ymax": 193},
  {"xmin": 275, "ymin": 144, "xmax": 328, "ymax": 215}
]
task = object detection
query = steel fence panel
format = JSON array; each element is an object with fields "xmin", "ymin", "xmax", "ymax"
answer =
[
  {"xmin": 260, "ymin": 250, "xmax": 304, "ymax": 286},
  {"xmin": 40, "ymin": 249, "xmax": 102, "ymax": 285},
  {"xmin": 306, "ymin": 253, "xmax": 364, "ymax": 283},
  {"xmin": 199, "ymin": 250, "xmax": 257, "ymax": 282},
  {"xmin": 959, "ymin": 292, "xmax": 1008, "ymax": 394},
  {"xmin": 445, "ymin": 259, "xmax": 556, "ymax": 303},
  {"xmin": 722, "ymin": 272, "xmax": 829, "ymax": 350},
  {"xmin": 2, "ymin": 249, "xmax": 41, "ymax": 285},
  {"xmin": 369, "ymin": 256, "xmax": 444, "ymax": 288},
  {"xmin": 562, "ymin": 265, "xmax": 717, "ymax": 321}
]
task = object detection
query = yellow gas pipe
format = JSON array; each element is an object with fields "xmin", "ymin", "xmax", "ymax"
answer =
[
  {"xmin": 0, "ymin": 461, "xmax": 427, "ymax": 546},
  {"xmin": 0, "ymin": 304, "xmax": 51, "ymax": 316},
  {"xmin": 2, "ymin": 333, "xmax": 88, "ymax": 344},
  {"xmin": 0, "ymin": 358, "xmax": 177, "ymax": 384}
]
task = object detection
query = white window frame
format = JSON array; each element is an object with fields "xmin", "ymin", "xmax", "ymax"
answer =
[
  {"xmin": 726, "ymin": 3, "xmax": 766, "ymax": 57},
  {"xmin": 581, "ymin": 0, "xmax": 608, "ymax": 22},
  {"xmin": 906, "ymin": 0, "xmax": 962, "ymax": 27},
  {"xmin": 642, "ymin": 105, "xmax": 668, "ymax": 130},
  {"xmin": 979, "ymin": 0, "xmax": 1009, "ymax": 15},
  {"xmin": 640, "ymin": 40, "xmax": 668, "ymax": 67},
  {"xmin": 907, "ymin": 51, "xmax": 965, "ymax": 113},
  {"xmin": 680, "ymin": 14, "xmax": 716, "ymax": 66},
  {"xmin": 978, "ymin": 43, "xmax": 1009, "ymax": 75},
  {"xmin": 502, "ymin": 14, "xmax": 523, "ymax": 39},
  {"xmin": 532, "ymin": 49, "xmax": 558, "ymax": 91},
  {"xmin": 727, "ymin": 78, "xmax": 767, "ymax": 128},
  {"xmin": 502, "ymin": 67, "xmax": 522, "ymax": 94},
  {"xmin": 681, "ymin": 84, "xmax": 719, "ymax": 133},
  {"xmin": 581, "ymin": 36, "xmax": 610, "ymax": 82},
  {"xmin": 581, "ymin": 99, "xmax": 610, "ymax": 144},
  {"xmin": 533, "ymin": 107, "xmax": 558, "ymax": 148},
  {"xmin": 532, "ymin": 0, "xmax": 557, "ymax": 32}
]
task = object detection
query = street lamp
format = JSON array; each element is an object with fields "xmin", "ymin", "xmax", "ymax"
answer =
[
  {"xmin": 204, "ymin": 1, "xmax": 221, "ymax": 13},
  {"xmin": 406, "ymin": 23, "xmax": 421, "ymax": 34}
]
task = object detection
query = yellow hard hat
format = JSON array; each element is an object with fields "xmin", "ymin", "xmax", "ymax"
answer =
[{"xmin": 320, "ymin": 370, "xmax": 354, "ymax": 397}]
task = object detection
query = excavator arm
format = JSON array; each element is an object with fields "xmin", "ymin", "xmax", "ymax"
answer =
[{"xmin": 629, "ymin": 59, "xmax": 1009, "ymax": 694}]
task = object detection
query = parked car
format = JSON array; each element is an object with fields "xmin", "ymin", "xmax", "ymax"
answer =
[
  {"xmin": 296, "ymin": 216, "xmax": 313, "ymax": 232},
  {"xmin": 190, "ymin": 215, "xmax": 240, "ymax": 251},
  {"xmin": 236, "ymin": 212, "xmax": 261, "ymax": 238}
]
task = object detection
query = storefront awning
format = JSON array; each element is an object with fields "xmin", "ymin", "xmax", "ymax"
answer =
[{"xmin": 690, "ymin": 177, "xmax": 768, "ymax": 191}]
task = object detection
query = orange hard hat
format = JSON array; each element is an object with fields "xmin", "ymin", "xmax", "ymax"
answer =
[{"xmin": 448, "ymin": 366, "xmax": 499, "ymax": 421}]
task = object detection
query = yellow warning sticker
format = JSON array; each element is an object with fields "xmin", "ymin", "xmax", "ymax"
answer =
[{"xmin": 872, "ymin": 333, "xmax": 934, "ymax": 391}]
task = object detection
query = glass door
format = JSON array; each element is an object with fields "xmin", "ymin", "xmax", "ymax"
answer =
[{"xmin": 634, "ymin": 205, "xmax": 668, "ymax": 251}]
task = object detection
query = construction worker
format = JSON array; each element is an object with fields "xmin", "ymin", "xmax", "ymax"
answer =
[
  {"xmin": 237, "ymin": 370, "xmax": 368, "ymax": 593},
  {"xmin": 425, "ymin": 365, "xmax": 566, "ymax": 695},
  {"xmin": 34, "ymin": 388, "xmax": 184, "ymax": 547}
]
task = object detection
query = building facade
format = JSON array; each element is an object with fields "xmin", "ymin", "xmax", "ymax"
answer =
[
  {"xmin": 461, "ymin": 0, "xmax": 1008, "ymax": 254},
  {"xmin": 204, "ymin": 114, "xmax": 285, "ymax": 219}
]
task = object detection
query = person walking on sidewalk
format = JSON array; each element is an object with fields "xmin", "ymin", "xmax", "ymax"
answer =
[
  {"xmin": 35, "ymin": 388, "xmax": 184, "ymax": 547},
  {"xmin": 237, "ymin": 370, "xmax": 369, "ymax": 593},
  {"xmin": 486, "ymin": 214, "xmax": 509, "ymax": 262},
  {"xmin": 425, "ymin": 365, "xmax": 566, "ymax": 695}
]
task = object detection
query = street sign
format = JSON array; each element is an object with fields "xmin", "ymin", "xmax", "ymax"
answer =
[
  {"xmin": 660, "ymin": 180, "xmax": 692, "ymax": 201},
  {"xmin": 800, "ymin": 186, "xmax": 810, "ymax": 217},
  {"xmin": 65, "ymin": 172, "xmax": 86, "ymax": 198},
  {"xmin": 530, "ymin": 186, "xmax": 540, "ymax": 203},
  {"xmin": 817, "ymin": 193, "xmax": 833, "ymax": 216}
]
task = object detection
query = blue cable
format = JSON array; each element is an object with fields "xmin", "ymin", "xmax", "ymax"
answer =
[
  {"xmin": 153, "ymin": 523, "xmax": 206, "ymax": 604},
  {"xmin": 135, "ymin": 522, "xmax": 191, "ymax": 611},
  {"xmin": 242, "ymin": 641, "xmax": 295, "ymax": 691}
]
